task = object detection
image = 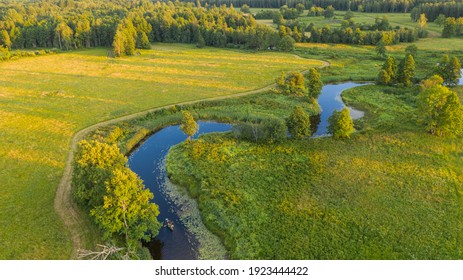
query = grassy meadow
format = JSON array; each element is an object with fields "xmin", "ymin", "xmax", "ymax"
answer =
[
  {"xmin": 166, "ymin": 84, "xmax": 463, "ymax": 259},
  {"xmin": 254, "ymin": 9, "xmax": 443, "ymax": 36},
  {"xmin": 0, "ymin": 43, "xmax": 323, "ymax": 259}
]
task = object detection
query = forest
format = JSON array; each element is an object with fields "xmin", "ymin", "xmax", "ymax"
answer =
[
  {"xmin": 180, "ymin": 0, "xmax": 463, "ymax": 13},
  {"xmin": 0, "ymin": 0, "xmax": 283, "ymax": 52}
]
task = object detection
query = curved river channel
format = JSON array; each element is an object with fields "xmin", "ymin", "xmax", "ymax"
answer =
[
  {"xmin": 128, "ymin": 81, "xmax": 367, "ymax": 259},
  {"xmin": 128, "ymin": 71, "xmax": 463, "ymax": 259}
]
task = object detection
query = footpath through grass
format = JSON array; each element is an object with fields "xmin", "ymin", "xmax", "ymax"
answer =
[
  {"xmin": 167, "ymin": 84, "xmax": 463, "ymax": 259},
  {"xmin": 0, "ymin": 43, "xmax": 322, "ymax": 259}
]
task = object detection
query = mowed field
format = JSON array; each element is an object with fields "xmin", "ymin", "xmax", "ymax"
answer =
[{"xmin": 0, "ymin": 43, "xmax": 323, "ymax": 259}]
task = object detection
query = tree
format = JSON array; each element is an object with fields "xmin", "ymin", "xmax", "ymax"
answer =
[
  {"xmin": 287, "ymin": 106, "xmax": 311, "ymax": 139},
  {"xmin": 180, "ymin": 111, "xmax": 198, "ymax": 141},
  {"xmin": 344, "ymin": 10, "xmax": 354, "ymax": 20},
  {"xmin": 278, "ymin": 35, "xmax": 295, "ymax": 52},
  {"xmin": 91, "ymin": 168, "xmax": 161, "ymax": 249},
  {"xmin": 377, "ymin": 56, "xmax": 397, "ymax": 85},
  {"xmin": 378, "ymin": 70, "xmax": 391, "ymax": 85},
  {"xmin": 397, "ymin": 54, "xmax": 415, "ymax": 87},
  {"xmin": 435, "ymin": 55, "xmax": 462, "ymax": 86},
  {"xmin": 73, "ymin": 140, "xmax": 127, "ymax": 207},
  {"xmin": 405, "ymin": 44, "xmax": 418, "ymax": 58},
  {"xmin": 112, "ymin": 29, "xmax": 125, "ymax": 57},
  {"xmin": 419, "ymin": 75, "xmax": 443, "ymax": 91},
  {"xmin": 447, "ymin": 56, "xmax": 462, "ymax": 86},
  {"xmin": 375, "ymin": 40, "xmax": 386, "ymax": 58},
  {"xmin": 442, "ymin": 17, "xmax": 457, "ymax": 38},
  {"xmin": 136, "ymin": 32, "xmax": 150, "ymax": 49},
  {"xmin": 196, "ymin": 32, "xmax": 205, "ymax": 48},
  {"xmin": 434, "ymin": 14, "xmax": 446, "ymax": 27},
  {"xmin": 327, "ymin": 108, "xmax": 355, "ymax": 139},
  {"xmin": 417, "ymin": 13, "xmax": 428, "ymax": 30},
  {"xmin": 0, "ymin": 30, "xmax": 12, "ymax": 48},
  {"xmin": 296, "ymin": 3, "xmax": 305, "ymax": 14},
  {"xmin": 324, "ymin": 5, "xmax": 335, "ymax": 19},
  {"xmin": 240, "ymin": 4, "xmax": 250, "ymax": 14},
  {"xmin": 276, "ymin": 71, "xmax": 306, "ymax": 96},
  {"xmin": 307, "ymin": 68, "xmax": 323, "ymax": 99},
  {"xmin": 55, "ymin": 22, "xmax": 73, "ymax": 50},
  {"xmin": 417, "ymin": 82, "xmax": 463, "ymax": 137}
]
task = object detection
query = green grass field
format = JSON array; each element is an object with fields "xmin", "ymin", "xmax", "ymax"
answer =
[
  {"xmin": 0, "ymin": 43, "xmax": 323, "ymax": 259},
  {"xmin": 254, "ymin": 9, "xmax": 443, "ymax": 36},
  {"xmin": 166, "ymin": 84, "xmax": 463, "ymax": 259}
]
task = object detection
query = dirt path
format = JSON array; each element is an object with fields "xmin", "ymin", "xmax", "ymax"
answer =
[{"xmin": 54, "ymin": 59, "xmax": 330, "ymax": 259}]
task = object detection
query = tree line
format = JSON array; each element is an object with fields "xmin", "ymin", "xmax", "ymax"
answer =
[
  {"xmin": 411, "ymin": 1, "xmax": 463, "ymax": 22},
  {"xmin": 178, "ymin": 0, "xmax": 460, "ymax": 13},
  {"xmin": 442, "ymin": 16, "xmax": 463, "ymax": 37},
  {"xmin": 0, "ymin": 0, "xmax": 293, "ymax": 53}
]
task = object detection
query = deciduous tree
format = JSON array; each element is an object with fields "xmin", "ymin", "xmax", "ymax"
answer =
[
  {"xmin": 328, "ymin": 108, "xmax": 354, "ymax": 139},
  {"xmin": 307, "ymin": 68, "xmax": 323, "ymax": 99},
  {"xmin": 287, "ymin": 106, "xmax": 311, "ymax": 139},
  {"xmin": 397, "ymin": 54, "xmax": 415, "ymax": 87},
  {"xmin": 417, "ymin": 82, "xmax": 463, "ymax": 137},
  {"xmin": 91, "ymin": 168, "xmax": 161, "ymax": 249},
  {"xmin": 180, "ymin": 111, "xmax": 198, "ymax": 141},
  {"xmin": 276, "ymin": 71, "xmax": 307, "ymax": 96}
]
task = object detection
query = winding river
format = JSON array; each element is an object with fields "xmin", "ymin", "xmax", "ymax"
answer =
[{"xmin": 128, "ymin": 71, "xmax": 463, "ymax": 259}]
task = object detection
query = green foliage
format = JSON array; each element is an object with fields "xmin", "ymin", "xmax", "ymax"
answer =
[
  {"xmin": 125, "ymin": 128, "xmax": 150, "ymax": 152},
  {"xmin": 344, "ymin": 10, "xmax": 354, "ymax": 20},
  {"xmin": 73, "ymin": 140, "xmax": 127, "ymax": 208},
  {"xmin": 55, "ymin": 22, "xmax": 73, "ymax": 50},
  {"xmin": 434, "ymin": 55, "xmax": 462, "ymax": 86},
  {"xmin": 397, "ymin": 54, "xmax": 415, "ymax": 87},
  {"xmin": 442, "ymin": 17, "xmax": 463, "ymax": 38},
  {"xmin": 276, "ymin": 71, "xmax": 307, "ymax": 96},
  {"xmin": 307, "ymin": 68, "xmax": 323, "ymax": 99},
  {"xmin": 180, "ymin": 111, "xmax": 199, "ymax": 141},
  {"xmin": 73, "ymin": 139, "xmax": 160, "ymax": 255},
  {"xmin": 419, "ymin": 75, "xmax": 443, "ymax": 91},
  {"xmin": 328, "ymin": 107, "xmax": 355, "ymax": 139},
  {"xmin": 136, "ymin": 32, "xmax": 151, "ymax": 49},
  {"xmin": 113, "ymin": 19, "xmax": 137, "ymax": 57},
  {"xmin": 417, "ymin": 82, "xmax": 463, "ymax": 137},
  {"xmin": 196, "ymin": 33, "xmax": 206, "ymax": 48},
  {"xmin": 324, "ymin": 5, "xmax": 335, "ymax": 19},
  {"xmin": 434, "ymin": 14, "xmax": 446, "ymax": 26},
  {"xmin": 377, "ymin": 56, "xmax": 397, "ymax": 85},
  {"xmin": 278, "ymin": 35, "xmax": 295, "ymax": 52},
  {"xmin": 90, "ymin": 168, "xmax": 161, "ymax": 249},
  {"xmin": 287, "ymin": 106, "xmax": 311, "ymax": 139},
  {"xmin": 233, "ymin": 118, "xmax": 287, "ymax": 143},
  {"xmin": 405, "ymin": 44, "xmax": 418, "ymax": 58},
  {"xmin": 375, "ymin": 41, "xmax": 386, "ymax": 58},
  {"xmin": 240, "ymin": 4, "xmax": 251, "ymax": 14},
  {"xmin": 0, "ymin": 29, "xmax": 12, "ymax": 48}
]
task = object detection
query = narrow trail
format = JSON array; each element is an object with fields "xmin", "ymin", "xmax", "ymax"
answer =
[{"xmin": 54, "ymin": 58, "xmax": 330, "ymax": 259}]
